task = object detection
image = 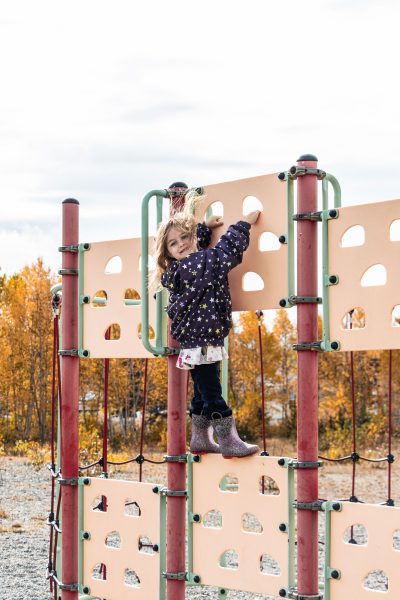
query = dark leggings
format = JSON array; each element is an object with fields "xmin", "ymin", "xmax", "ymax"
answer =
[{"xmin": 190, "ymin": 361, "xmax": 232, "ymax": 418}]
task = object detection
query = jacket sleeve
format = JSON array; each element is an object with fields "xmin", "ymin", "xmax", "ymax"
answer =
[
  {"xmin": 212, "ymin": 221, "xmax": 251, "ymax": 275},
  {"xmin": 196, "ymin": 222, "xmax": 212, "ymax": 249}
]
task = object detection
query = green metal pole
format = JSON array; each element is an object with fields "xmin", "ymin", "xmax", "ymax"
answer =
[{"xmin": 141, "ymin": 189, "xmax": 169, "ymax": 356}]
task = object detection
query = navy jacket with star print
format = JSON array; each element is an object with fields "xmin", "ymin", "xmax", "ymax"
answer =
[{"xmin": 161, "ymin": 220, "xmax": 251, "ymax": 348}]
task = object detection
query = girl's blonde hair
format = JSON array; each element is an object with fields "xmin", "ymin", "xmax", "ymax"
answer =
[{"xmin": 153, "ymin": 189, "xmax": 205, "ymax": 282}]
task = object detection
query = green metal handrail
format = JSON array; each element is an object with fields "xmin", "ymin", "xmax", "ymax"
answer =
[{"xmin": 141, "ymin": 189, "xmax": 172, "ymax": 356}]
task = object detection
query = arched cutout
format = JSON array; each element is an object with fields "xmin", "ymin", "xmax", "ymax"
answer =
[
  {"xmin": 105, "ymin": 531, "xmax": 121, "ymax": 549},
  {"xmin": 391, "ymin": 305, "xmax": 400, "ymax": 327},
  {"xmin": 390, "ymin": 219, "xmax": 400, "ymax": 241},
  {"xmin": 105, "ymin": 255, "xmax": 122, "ymax": 274},
  {"xmin": 393, "ymin": 529, "xmax": 400, "ymax": 550},
  {"xmin": 340, "ymin": 225, "xmax": 365, "ymax": 248},
  {"xmin": 259, "ymin": 475, "xmax": 280, "ymax": 495},
  {"xmin": 137, "ymin": 323, "xmax": 155, "ymax": 340},
  {"xmin": 138, "ymin": 535, "xmax": 155, "ymax": 554},
  {"xmin": 360, "ymin": 264, "xmax": 387, "ymax": 287},
  {"xmin": 92, "ymin": 290, "xmax": 107, "ymax": 307},
  {"xmin": 242, "ymin": 195, "xmax": 263, "ymax": 215},
  {"xmin": 219, "ymin": 549, "xmax": 239, "ymax": 570},
  {"xmin": 125, "ymin": 499, "xmax": 141, "ymax": 517},
  {"xmin": 363, "ymin": 570, "xmax": 388, "ymax": 592},
  {"xmin": 219, "ymin": 473, "xmax": 239, "ymax": 492},
  {"xmin": 260, "ymin": 553, "xmax": 281, "ymax": 576},
  {"xmin": 105, "ymin": 324, "xmax": 121, "ymax": 340},
  {"xmin": 259, "ymin": 232, "xmax": 280, "ymax": 252},
  {"xmin": 341, "ymin": 307, "xmax": 366, "ymax": 330},
  {"xmin": 343, "ymin": 523, "xmax": 368, "ymax": 545},
  {"xmin": 203, "ymin": 509, "xmax": 222, "ymax": 529},
  {"xmin": 204, "ymin": 201, "xmax": 224, "ymax": 220},
  {"xmin": 242, "ymin": 272, "xmax": 264, "ymax": 292},
  {"xmin": 138, "ymin": 255, "xmax": 156, "ymax": 272},
  {"xmin": 91, "ymin": 495, "xmax": 107, "ymax": 512},
  {"xmin": 125, "ymin": 288, "xmax": 141, "ymax": 300},
  {"xmin": 92, "ymin": 563, "xmax": 106, "ymax": 580},
  {"xmin": 242, "ymin": 512, "xmax": 263, "ymax": 534},
  {"xmin": 124, "ymin": 568, "xmax": 140, "ymax": 588}
]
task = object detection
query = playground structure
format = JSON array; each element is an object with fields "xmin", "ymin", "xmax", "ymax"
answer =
[{"xmin": 47, "ymin": 154, "xmax": 400, "ymax": 600}]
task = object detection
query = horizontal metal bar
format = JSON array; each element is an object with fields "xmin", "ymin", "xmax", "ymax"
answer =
[
  {"xmin": 58, "ymin": 245, "xmax": 79, "ymax": 253},
  {"xmin": 162, "ymin": 571, "xmax": 187, "ymax": 580},
  {"xmin": 59, "ymin": 477, "xmax": 79, "ymax": 486},
  {"xmin": 164, "ymin": 454, "xmax": 188, "ymax": 463},
  {"xmin": 292, "ymin": 211, "xmax": 322, "ymax": 221},
  {"xmin": 293, "ymin": 500, "xmax": 324, "ymax": 511}
]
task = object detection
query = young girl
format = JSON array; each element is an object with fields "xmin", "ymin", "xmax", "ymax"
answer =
[{"xmin": 154, "ymin": 195, "xmax": 260, "ymax": 458}]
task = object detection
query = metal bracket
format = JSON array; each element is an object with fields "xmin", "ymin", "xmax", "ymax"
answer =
[
  {"xmin": 280, "ymin": 590, "xmax": 323, "ymax": 600},
  {"xmin": 48, "ymin": 571, "xmax": 79, "ymax": 591},
  {"xmin": 164, "ymin": 454, "xmax": 188, "ymax": 463},
  {"xmin": 290, "ymin": 296, "xmax": 322, "ymax": 305},
  {"xmin": 293, "ymin": 211, "xmax": 322, "ymax": 222},
  {"xmin": 159, "ymin": 489, "xmax": 187, "ymax": 497},
  {"xmin": 292, "ymin": 342, "xmax": 323, "ymax": 351},
  {"xmin": 288, "ymin": 460, "xmax": 322, "ymax": 469},
  {"xmin": 58, "ymin": 245, "xmax": 79, "ymax": 253},
  {"xmin": 59, "ymin": 349, "xmax": 89, "ymax": 358},
  {"xmin": 58, "ymin": 268, "xmax": 79, "ymax": 276},
  {"xmin": 293, "ymin": 500, "xmax": 324, "ymax": 511},
  {"xmin": 58, "ymin": 477, "xmax": 79, "ymax": 486},
  {"xmin": 288, "ymin": 166, "xmax": 326, "ymax": 180},
  {"xmin": 162, "ymin": 571, "xmax": 187, "ymax": 580}
]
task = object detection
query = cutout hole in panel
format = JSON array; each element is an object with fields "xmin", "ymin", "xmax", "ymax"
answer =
[
  {"xmin": 260, "ymin": 553, "xmax": 281, "ymax": 576},
  {"xmin": 341, "ymin": 307, "xmax": 366, "ymax": 330},
  {"xmin": 139, "ymin": 255, "xmax": 156, "ymax": 272},
  {"xmin": 92, "ymin": 290, "xmax": 107, "ymax": 307},
  {"xmin": 137, "ymin": 323, "xmax": 155, "ymax": 340},
  {"xmin": 360, "ymin": 264, "xmax": 387, "ymax": 287},
  {"xmin": 203, "ymin": 509, "xmax": 222, "ymax": 529},
  {"xmin": 242, "ymin": 512, "xmax": 263, "ymax": 534},
  {"xmin": 105, "ymin": 324, "xmax": 121, "ymax": 340},
  {"xmin": 259, "ymin": 232, "xmax": 280, "ymax": 252},
  {"xmin": 105, "ymin": 530, "xmax": 121, "ymax": 549},
  {"xmin": 343, "ymin": 523, "xmax": 368, "ymax": 545},
  {"xmin": 391, "ymin": 305, "xmax": 400, "ymax": 327},
  {"xmin": 125, "ymin": 499, "xmax": 141, "ymax": 517},
  {"xmin": 91, "ymin": 495, "xmax": 107, "ymax": 512},
  {"xmin": 92, "ymin": 563, "xmax": 106, "ymax": 580},
  {"xmin": 125, "ymin": 288, "xmax": 141, "ymax": 300},
  {"xmin": 390, "ymin": 219, "xmax": 400, "ymax": 241},
  {"xmin": 363, "ymin": 570, "xmax": 388, "ymax": 592},
  {"xmin": 105, "ymin": 255, "xmax": 122, "ymax": 274},
  {"xmin": 242, "ymin": 195, "xmax": 263, "ymax": 215},
  {"xmin": 125, "ymin": 568, "xmax": 141, "ymax": 588},
  {"xmin": 219, "ymin": 549, "xmax": 239, "ymax": 570},
  {"xmin": 138, "ymin": 535, "xmax": 155, "ymax": 554},
  {"xmin": 219, "ymin": 473, "xmax": 239, "ymax": 492},
  {"xmin": 340, "ymin": 225, "xmax": 365, "ymax": 248},
  {"xmin": 259, "ymin": 475, "xmax": 280, "ymax": 495},
  {"xmin": 393, "ymin": 529, "xmax": 400, "ymax": 550},
  {"xmin": 242, "ymin": 272, "xmax": 264, "ymax": 292},
  {"xmin": 204, "ymin": 201, "xmax": 224, "ymax": 220}
]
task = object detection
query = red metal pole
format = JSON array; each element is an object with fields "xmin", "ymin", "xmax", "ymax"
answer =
[
  {"xmin": 166, "ymin": 184, "xmax": 188, "ymax": 600},
  {"xmin": 61, "ymin": 198, "xmax": 79, "ymax": 600},
  {"xmin": 296, "ymin": 155, "xmax": 319, "ymax": 596}
]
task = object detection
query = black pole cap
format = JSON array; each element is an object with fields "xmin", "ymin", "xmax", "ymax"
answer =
[
  {"xmin": 297, "ymin": 154, "xmax": 318, "ymax": 162},
  {"xmin": 168, "ymin": 182, "xmax": 188, "ymax": 190},
  {"xmin": 62, "ymin": 198, "xmax": 79, "ymax": 204}
]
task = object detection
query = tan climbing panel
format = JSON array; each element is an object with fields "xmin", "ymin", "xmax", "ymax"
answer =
[
  {"xmin": 82, "ymin": 238, "xmax": 157, "ymax": 358},
  {"xmin": 192, "ymin": 454, "xmax": 291, "ymax": 596},
  {"xmin": 328, "ymin": 199, "xmax": 400, "ymax": 351},
  {"xmin": 197, "ymin": 173, "xmax": 288, "ymax": 311},
  {"xmin": 82, "ymin": 478, "xmax": 162, "ymax": 599},
  {"xmin": 329, "ymin": 501, "xmax": 400, "ymax": 598}
]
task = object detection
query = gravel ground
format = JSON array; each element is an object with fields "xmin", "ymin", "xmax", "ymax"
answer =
[{"xmin": 0, "ymin": 452, "xmax": 398, "ymax": 600}]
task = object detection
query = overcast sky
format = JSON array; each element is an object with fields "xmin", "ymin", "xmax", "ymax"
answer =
[{"xmin": 1, "ymin": 0, "xmax": 399, "ymax": 276}]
